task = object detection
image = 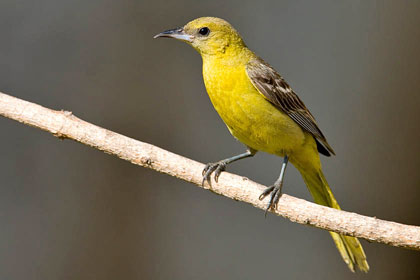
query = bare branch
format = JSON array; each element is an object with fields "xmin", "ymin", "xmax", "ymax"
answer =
[{"xmin": 1, "ymin": 91, "xmax": 419, "ymax": 250}]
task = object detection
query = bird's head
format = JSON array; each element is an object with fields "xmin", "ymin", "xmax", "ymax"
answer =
[{"xmin": 154, "ymin": 17, "xmax": 246, "ymax": 57}]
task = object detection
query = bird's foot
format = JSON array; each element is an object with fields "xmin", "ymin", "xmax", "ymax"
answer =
[
  {"xmin": 259, "ymin": 181, "xmax": 283, "ymax": 216},
  {"xmin": 202, "ymin": 161, "xmax": 227, "ymax": 186}
]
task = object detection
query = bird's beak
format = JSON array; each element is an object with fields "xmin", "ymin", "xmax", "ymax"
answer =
[{"xmin": 153, "ymin": 27, "xmax": 193, "ymax": 42}]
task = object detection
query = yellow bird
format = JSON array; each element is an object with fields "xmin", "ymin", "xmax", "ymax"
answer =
[{"xmin": 155, "ymin": 17, "xmax": 369, "ymax": 272}]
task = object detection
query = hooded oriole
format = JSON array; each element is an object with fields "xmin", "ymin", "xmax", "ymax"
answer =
[{"xmin": 154, "ymin": 17, "xmax": 369, "ymax": 272}]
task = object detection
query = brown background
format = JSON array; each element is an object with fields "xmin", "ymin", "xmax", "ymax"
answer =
[{"xmin": 1, "ymin": 0, "xmax": 419, "ymax": 279}]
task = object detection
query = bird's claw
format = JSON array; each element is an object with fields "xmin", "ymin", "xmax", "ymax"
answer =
[
  {"xmin": 202, "ymin": 161, "xmax": 227, "ymax": 186},
  {"xmin": 258, "ymin": 186, "xmax": 275, "ymax": 200},
  {"xmin": 259, "ymin": 183, "xmax": 283, "ymax": 216}
]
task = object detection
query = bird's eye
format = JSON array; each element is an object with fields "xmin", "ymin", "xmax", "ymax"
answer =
[{"xmin": 198, "ymin": 27, "xmax": 210, "ymax": 36}]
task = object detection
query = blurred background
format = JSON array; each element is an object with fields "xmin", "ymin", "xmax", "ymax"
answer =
[{"xmin": 1, "ymin": 0, "xmax": 419, "ymax": 279}]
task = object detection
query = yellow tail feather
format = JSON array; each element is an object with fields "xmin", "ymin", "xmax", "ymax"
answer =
[{"xmin": 298, "ymin": 167, "xmax": 369, "ymax": 272}]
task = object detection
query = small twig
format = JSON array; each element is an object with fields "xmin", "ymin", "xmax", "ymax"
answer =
[{"xmin": 0, "ymin": 91, "xmax": 419, "ymax": 250}]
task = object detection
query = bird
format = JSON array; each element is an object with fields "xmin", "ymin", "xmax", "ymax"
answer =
[{"xmin": 154, "ymin": 17, "xmax": 369, "ymax": 272}]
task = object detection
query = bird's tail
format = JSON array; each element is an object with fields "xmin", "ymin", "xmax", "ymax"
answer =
[{"xmin": 297, "ymin": 166, "xmax": 369, "ymax": 272}]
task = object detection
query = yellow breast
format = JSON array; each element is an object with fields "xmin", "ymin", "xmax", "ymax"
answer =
[{"xmin": 202, "ymin": 56, "xmax": 306, "ymax": 156}]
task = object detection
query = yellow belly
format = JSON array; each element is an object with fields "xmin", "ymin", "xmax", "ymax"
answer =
[{"xmin": 203, "ymin": 61, "xmax": 306, "ymax": 156}]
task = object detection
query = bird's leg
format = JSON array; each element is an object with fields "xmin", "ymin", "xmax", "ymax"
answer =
[
  {"xmin": 259, "ymin": 155, "xmax": 289, "ymax": 215},
  {"xmin": 202, "ymin": 148, "xmax": 256, "ymax": 186}
]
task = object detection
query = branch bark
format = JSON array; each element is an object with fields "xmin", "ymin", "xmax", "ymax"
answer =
[{"xmin": 1, "ymin": 91, "xmax": 419, "ymax": 250}]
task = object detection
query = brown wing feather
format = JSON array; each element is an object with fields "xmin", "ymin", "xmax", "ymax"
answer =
[{"xmin": 246, "ymin": 57, "xmax": 335, "ymax": 156}]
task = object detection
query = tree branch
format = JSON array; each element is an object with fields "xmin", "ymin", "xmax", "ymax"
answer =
[{"xmin": 1, "ymin": 91, "xmax": 419, "ymax": 250}]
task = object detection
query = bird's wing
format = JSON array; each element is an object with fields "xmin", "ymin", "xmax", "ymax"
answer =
[{"xmin": 246, "ymin": 57, "xmax": 335, "ymax": 156}]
